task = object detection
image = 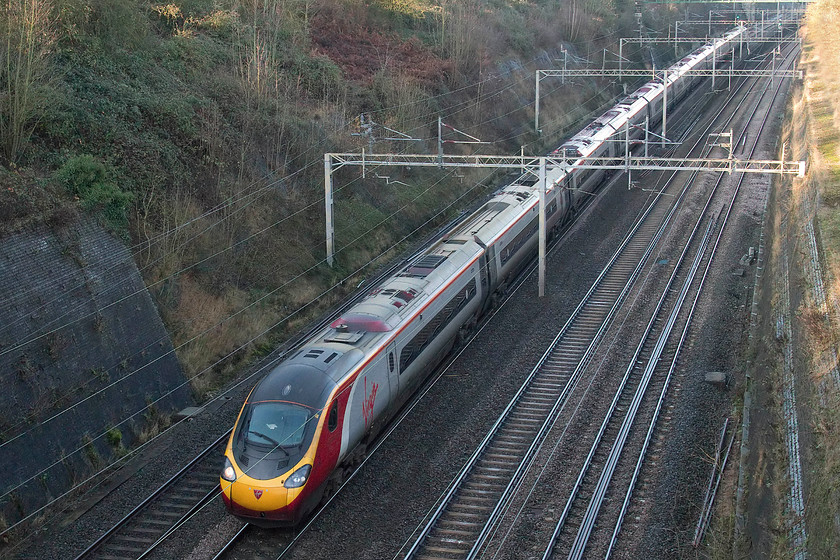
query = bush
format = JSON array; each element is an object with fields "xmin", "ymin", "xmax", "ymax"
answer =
[
  {"xmin": 105, "ymin": 427, "xmax": 122, "ymax": 448},
  {"xmin": 55, "ymin": 154, "xmax": 133, "ymax": 231}
]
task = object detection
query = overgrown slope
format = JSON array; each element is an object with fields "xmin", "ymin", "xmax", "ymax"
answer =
[
  {"xmin": 793, "ymin": 1, "xmax": 840, "ymax": 555},
  {"xmin": 0, "ymin": 0, "xmax": 674, "ymax": 398}
]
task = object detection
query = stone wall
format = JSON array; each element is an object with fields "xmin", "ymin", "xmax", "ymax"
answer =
[{"xmin": 0, "ymin": 219, "xmax": 191, "ymax": 529}]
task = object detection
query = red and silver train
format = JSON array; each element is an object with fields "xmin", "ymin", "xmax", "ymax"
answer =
[{"xmin": 220, "ymin": 23, "xmax": 763, "ymax": 525}]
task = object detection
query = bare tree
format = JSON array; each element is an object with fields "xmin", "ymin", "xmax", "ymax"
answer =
[
  {"xmin": 436, "ymin": 0, "xmax": 481, "ymax": 83},
  {"xmin": 0, "ymin": 0, "xmax": 55, "ymax": 164}
]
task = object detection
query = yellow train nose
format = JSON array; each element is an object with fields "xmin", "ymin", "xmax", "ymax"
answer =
[
  {"xmin": 230, "ymin": 477, "xmax": 290, "ymax": 511},
  {"xmin": 221, "ymin": 467, "xmax": 312, "ymax": 526}
]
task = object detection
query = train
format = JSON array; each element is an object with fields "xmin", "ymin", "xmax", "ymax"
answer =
[{"xmin": 220, "ymin": 22, "xmax": 765, "ymax": 526}]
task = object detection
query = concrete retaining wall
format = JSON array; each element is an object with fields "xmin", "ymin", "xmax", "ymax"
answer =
[{"xmin": 0, "ymin": 219, "xmax": 191, "ymax": 528}]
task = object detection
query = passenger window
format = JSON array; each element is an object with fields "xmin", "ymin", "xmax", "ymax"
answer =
[{"xmin": 328, "ymin": 401, "xmax": 338, "ymax": 432}]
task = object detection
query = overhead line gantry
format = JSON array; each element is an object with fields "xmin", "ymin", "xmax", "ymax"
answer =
[
  {"xmin": 323, "ymin": 149, "xmax": 805, "ymax": 295},
  {"xmin": 324, "ymin": 11, "xmax": 805, "ymax": 297}
]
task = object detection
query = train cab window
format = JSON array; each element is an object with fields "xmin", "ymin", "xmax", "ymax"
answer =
[
  {"xmin": 328, "ymin": 401, "xmax": 338, "ymax": 432},
  {"xmin": 388, "ymin": 352, "xmax": 395, "ymax": 373},
  {"xmin": 244, "ymin": 402, "xmax": 308, "ymax": 447}
]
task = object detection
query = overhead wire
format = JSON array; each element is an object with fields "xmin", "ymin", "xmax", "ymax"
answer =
[
  {"xmin": 0, "ymin": 152, "xmax": 406, "ymax": 438},
  {"xmin": 0, "ymin": 70, "xmax": 552, "ymax": 445},
  {"xmin": 0, "ymin": 154, "xmax": 401, "ymax": 441},
  {"xmin": 18, "ymin": 21, "xmax": 642, "ymax": 330},
  {"xmin": 4, "ymin": 139, "xmax": 326, "ymax": 310},
  {"xmin": 0, "ymin": 152, "xmax": 328, "ymax": 351},
  {"xmin": 0, "ymin": 166, "xmax": 496, "ymax": 538},
  {"xmin": 4, "ymin": 29, "xmax": 656, "ymax": 552},
  {"xmin": 0, "ymin": 25, "xmax": 664, "ymax": 467},
  {"xmin": 1, "ymin": 54, "xmax": 537, "ymax": 357},
  {"xmin": 2, "ymin": 13, "xmax": 665, "ymax": 530},
  {"xmin": 0, "ymin": 62, "xmax": 548, "ymax": 362},
  {"xmin": 0, "ymin": 163, "xmax": 481, "ymax": 472},
  {"xmin": 1, "ymin": 134, "xmax": 402, "ymax": 361}
]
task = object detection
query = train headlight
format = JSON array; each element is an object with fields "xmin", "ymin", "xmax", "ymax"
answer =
[
  {"xmin": 284, "ymin": 464, "xmax": 312, "ymax": 488},
  {"xmin": 222, "ymin": 457, "xmax": 236, "ymax": 482}
]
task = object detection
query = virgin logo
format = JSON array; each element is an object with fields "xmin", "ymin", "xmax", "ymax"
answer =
[
  {"xmin": 362, "ymin": 377, "xmax": 379, "ymax": 429},
  {"xmin": 253, "ymin": 489, "xmax": 263, "ymax": 500}
]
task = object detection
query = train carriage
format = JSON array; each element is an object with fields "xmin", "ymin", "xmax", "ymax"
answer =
[{"xmin": 221, "ymin": 22, "xmax": 764, "ymax": 526}]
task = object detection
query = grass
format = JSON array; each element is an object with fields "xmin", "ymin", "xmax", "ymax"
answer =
[
  {"xmin": 137, "ymin": 404, "xmax": 172, "ymax": 445},
  {"xmin": 81, "ymin": 433, "xmax": 100, "ymax": 468},
  {"xmin": 105, "ymin": 426, "xmax": 128, "ymax": 458},
  {"xmin": 105, "ymin": 426, "xmax": 122, "ymax": 448},
  {"xmin": 799, "ymin": 305, "xmax": 833, "ymax": 351},
  {"xmin": 705, "ymin": 44, "xmax": 840, "ymax": 556},
  {"xmin": 807, "ymin": 391, "xmax": 840, "ymax": 558}
]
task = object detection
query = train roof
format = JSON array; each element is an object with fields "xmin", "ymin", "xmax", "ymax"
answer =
[
  {"xmin": 450, "ymin": 185, "xmax": 540, "ymax": 246},
  {"xmin": 250, "ymin": 358, "xmax": 337, "ymax": 406},
  {"xmin": 325, "ymin": 235, "xmax": 484, "ymax": 342}
]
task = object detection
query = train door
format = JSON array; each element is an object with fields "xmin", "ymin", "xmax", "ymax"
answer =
[
  {"xmin": 570, "ymin": 165, "xmax": 582, "ymax": 209},
  {"xmin": 386, "ymin": 342, "xmax": 399, "ymax": 400},
  {"xmin": 486, "ymin": 245, "xmax": 498, "ymax": 292}
]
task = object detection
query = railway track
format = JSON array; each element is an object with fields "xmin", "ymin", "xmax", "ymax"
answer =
[
  {"xmin": 401, "ymin": 39, "xmax": 798, "ymax": 560},
  {"xmin": 74, "ymin": 432, "xmax": 230, "ymax": 560},
  {"xmin": 548, "ymin": 204, "xmax": 720, "ymax": 559},
  {"xmin": 69, "ymin": 31, "xmax": 801, "ymax": 560},
  {"xmin": 210, "ymin": 522, "xmax": 297, "ymax": 560},
  {"xmin": 400, "ymin": 91, "xmax": 727, "ymax": 559},
  {"xmin": 542, "ymin": 42, "xmax": 801, "ymax": 559},
  {"xmin": 206, "ymin": 160, "xmax": 606, "ymax": 560}
]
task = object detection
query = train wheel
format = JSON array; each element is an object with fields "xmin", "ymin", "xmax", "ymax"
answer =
[
  {"xmin": 456, "ymin": 319, "xmax": 477, "ymax": 347},
  {"xmin": 322, "ymin": 470, "xmax": 344, "ymax": 503}
]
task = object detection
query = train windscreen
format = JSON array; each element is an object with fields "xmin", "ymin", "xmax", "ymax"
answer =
[{"xmin": 243, "ymin": 402, "xmax": 310, "ymax": 448}]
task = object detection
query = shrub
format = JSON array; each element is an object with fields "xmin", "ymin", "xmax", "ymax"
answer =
[
  {"xmin": 138, "ymin": 404, "xmax": 171, "ymax": 444},
  {"xmin": 55, "ymin": 154, "xmax": 133, "ymax": 231},
  {"xmin": 81, "ymin": 433, "xmax": 100, "ymax": 467},
  {"xmin": 105, "ymin": 427, "xmax": 122, "ymax": 448},
  {"xmin": 56, "ymin": 0, "xmax": 149, "ymax": 48}
]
